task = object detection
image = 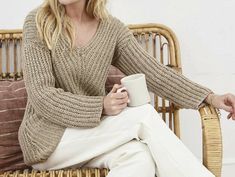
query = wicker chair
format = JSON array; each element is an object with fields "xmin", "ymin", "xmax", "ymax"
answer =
[{"xmin": 0, "ymin": 24, "xmax": 222, "ymax": 177}]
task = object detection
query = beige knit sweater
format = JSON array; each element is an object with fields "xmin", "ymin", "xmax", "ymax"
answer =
[{"xmin": 18, "ymin": 8, "xmax": 213, "ymax": 166}]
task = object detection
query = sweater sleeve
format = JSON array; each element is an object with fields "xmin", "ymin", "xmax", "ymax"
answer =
[
  {"xmin": 22, "ymin": 10, "xmax": 104, "ymax": 128},
  {"xmin": 112, "ymin": 19, "xmax": 213, "ymax": 110}
]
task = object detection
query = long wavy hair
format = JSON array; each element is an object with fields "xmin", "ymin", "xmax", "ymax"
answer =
[{"xmin": 35, "ymin": 0, "xmax": 109, "ymax": 53}]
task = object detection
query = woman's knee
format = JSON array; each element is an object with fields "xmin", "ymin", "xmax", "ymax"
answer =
[{"xmin": 110, "ymin": 140, "xmax": 155, "ymax": 172}]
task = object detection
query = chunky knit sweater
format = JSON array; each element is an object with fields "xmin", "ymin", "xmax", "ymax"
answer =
[{"xmin": 18, "ymin": 8, "xmax": 213, "ymax": 166}]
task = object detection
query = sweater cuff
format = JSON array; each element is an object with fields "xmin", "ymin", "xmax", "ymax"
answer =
[
  {"xmin": 97, "ymin": 96, "xmax": 105, "ymax": 121},
  {"xmin": 195, "ymin": 90, "xmax": 214, "ymax": 110}
]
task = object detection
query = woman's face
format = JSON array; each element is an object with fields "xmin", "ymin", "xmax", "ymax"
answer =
[{"xmin": 58, "ymin": 0, "xmax": 81, "ymax": 5}]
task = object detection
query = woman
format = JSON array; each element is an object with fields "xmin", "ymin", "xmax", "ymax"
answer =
[{"xmin": 18, "ymin": 0, "xmax": 235, "ymax": 176}]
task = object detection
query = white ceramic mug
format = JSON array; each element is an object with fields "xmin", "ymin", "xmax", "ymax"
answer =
[{"xmin": 117, "ymin": 73, "xmax": 151, "ymax": 107}]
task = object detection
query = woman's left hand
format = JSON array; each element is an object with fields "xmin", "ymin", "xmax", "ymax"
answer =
[{"xmin": 207, "ymin": 93, "xmax": 235, "ymax": 120}]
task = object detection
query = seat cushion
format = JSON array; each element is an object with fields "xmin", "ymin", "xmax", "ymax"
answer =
[
  {"xmin": 105, "ymin": 65, "xmax": 126, "ymax": 93},
  {"xmin": 0, "ymin": 79, "xmax": 32, "ymax": 172}
]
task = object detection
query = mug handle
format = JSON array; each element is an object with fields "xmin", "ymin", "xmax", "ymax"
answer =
[
  {"xmin": 116, "ymin": 87, "xmax": 130, "ymax": 103},
  {"xmin": 116, "ymin": 87, "xmax": 127, "ymax": 93}
]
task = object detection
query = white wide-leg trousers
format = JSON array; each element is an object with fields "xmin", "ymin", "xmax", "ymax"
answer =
[{"xmin": 32, "ymin": 103, "xmax": 215, "ymax": 177}]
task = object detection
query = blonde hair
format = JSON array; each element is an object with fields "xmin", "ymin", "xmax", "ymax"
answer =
[{"xmin": 35, "ymin": 0, "xmax": 109, "ymax": 53}]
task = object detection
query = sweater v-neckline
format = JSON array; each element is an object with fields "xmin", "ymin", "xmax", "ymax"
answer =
[{"xmin": 73, "ymin": 19, "xmax": 104, "ymax": 52}]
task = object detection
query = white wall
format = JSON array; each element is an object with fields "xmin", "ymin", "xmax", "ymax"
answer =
[{"xmin": 1, "ymin": 0, "xmax": 235, "ymax": 176}]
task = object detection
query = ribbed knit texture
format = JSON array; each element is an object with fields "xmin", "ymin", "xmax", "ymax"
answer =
[
  {"xmin": 112, "ymin": 25, "xmax": 214, "ymax": 110},
  {"xmin": 18, "ymin": 8, "xmax": 213, "ymax": 166}
]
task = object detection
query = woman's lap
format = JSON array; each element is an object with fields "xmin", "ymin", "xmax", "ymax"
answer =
[{"xmin": 32, "ymin": 103, "xmax": 155, "ymax": 170}]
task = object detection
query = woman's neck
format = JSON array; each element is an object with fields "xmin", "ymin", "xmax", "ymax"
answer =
[{"xmin": 65, "ymin": 0, "xmax": 92, "ymax": 23}]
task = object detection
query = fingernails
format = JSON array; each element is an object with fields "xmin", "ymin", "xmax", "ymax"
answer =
[{"xmin": 227, "ymin": 113, "xmax": 233, "ymax": 119}]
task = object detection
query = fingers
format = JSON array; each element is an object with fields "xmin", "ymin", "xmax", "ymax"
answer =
[
  {"xmin": 112, "ymin": 91, "xmax": 128, "ymax": 99},
  {"xmin": 227, "ymin": 112, "xmax": 232, "ymax": 119},
  {"xmin": 104, "ymin": 84, "xmax": 130, "ymax": 116},
  {"xmin": 224, "ymin": 93, "xmax": 235, "ymax": 120},
  {"xmin": 117, "ymin": 87, "xmax": 128, "ymax": 94},
  {"xmin": 115, "ymin": 96, "xmax": 129, "ymax": 105},
  {"xmin": 231, "ymin": 112, "xmax": 235, "ymax": 120},
  {"xmin": 109, "ymin": 92, "xmax": 129, "ymax": 105},
  {"xmin": 227, "ymin": 111, "xmax": 235, "ymax": 120},
  {"xmin": 110, "ymin": 84, "xmax": 123, "ymax": 93},
  {"xmin": 227, "ymin": 93, "xmax": 235, "ymax": 109},
  {"xmin": 221, "ymin": 104, "xmax": 233, "ymax": 113}
]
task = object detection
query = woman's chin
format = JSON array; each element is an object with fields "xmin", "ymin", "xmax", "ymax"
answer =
[{"xmin": 58, "ymin": 0, "xmax": 80, "ymax": 6}]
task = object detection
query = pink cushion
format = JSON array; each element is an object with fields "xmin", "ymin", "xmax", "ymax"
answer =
[
  {"xmin": 0, "ymin": 79, "xmax": 32, "ymax": 172},
  {"xmin": 105, "ymin": 65, "xmax": 126, "ymax": 93}
]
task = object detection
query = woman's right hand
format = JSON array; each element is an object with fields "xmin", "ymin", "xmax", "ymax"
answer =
[{"xmin": 102, "ymin": 84, "xmax": 129, "ymax": 116}]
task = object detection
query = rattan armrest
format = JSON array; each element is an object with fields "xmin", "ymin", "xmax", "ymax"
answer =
[
  {"xmin": 0, "ymin": 168, "xmax": 110, "ymax": 177},
  {"xmin": 198, "ymin": 104, "xmax": 223, "ymax": 177}
]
